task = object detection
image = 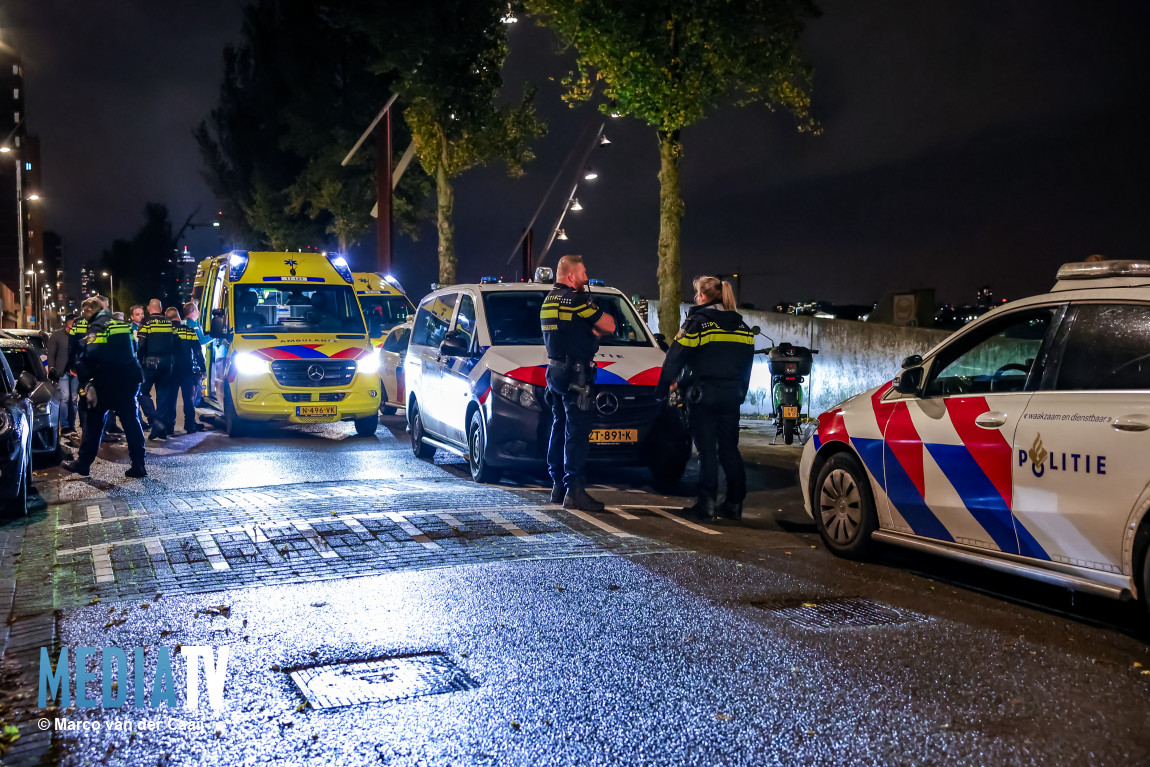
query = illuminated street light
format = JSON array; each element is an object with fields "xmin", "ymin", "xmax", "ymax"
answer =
[
  {"xmin": 599, "ymin": 135, "xmax": 612, "ymax": 146},
  {"xmin": 569, "ymin": 198, "xmax": 583, "ymax": 212},
  {"xmin": 0, "ymin": 146, "xmax": 9, "ymax": 153},
  {"xmin": 102, "ymin": 271, "xmax": 115, "ymax": 313},
  {"xmin": 556, "ymin": 229, "xmax": 568, "ymax": 241},
  {"xmin": 583, "ymin": 167, "xmax": 598, "ymax": 181},
  {"xmin": 26, "ymin": 192, "xmax": 39, "ymax": 201}
]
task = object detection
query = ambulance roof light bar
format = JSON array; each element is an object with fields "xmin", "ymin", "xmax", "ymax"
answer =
[
  {"xmin": 326, "ymin": 252, "xmax": 355, "ymax": 284},
  {"xmin": 533, "ymin": 267, "xmax": 554, "ymax": 284},
  {"xmin": 1056, "ymin": 260, "xmax": 1150, "ymax": 281},
  {"xmin": 227, "ymin": 250, "xmax": 250, "ymax": 281}
]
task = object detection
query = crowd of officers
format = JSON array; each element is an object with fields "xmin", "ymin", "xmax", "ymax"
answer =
[{"xmin": 49, "ymin": 295, "xmax": 206, "ymax": 479}]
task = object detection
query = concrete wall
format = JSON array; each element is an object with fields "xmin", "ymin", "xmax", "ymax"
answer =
[{"xmin": 646, "ymin": 301, "xmax": 952, "ymax": 417}]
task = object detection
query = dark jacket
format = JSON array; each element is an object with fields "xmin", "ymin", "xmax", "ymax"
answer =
[
  {"xmin": 67, "ymin": 318, "xmax": 89, "ymax": 374},
  {"xmin": 46, "ymin": 327, "xmax": 70, "ymax": 377},
  {"xmin": 137, "ymin": 312, "xmax": 177, "ymax": 367},
  {"xmin": 172, "ymin": 322, "xmax": 206, "ymax": 376},
  {"xmin": 75, "ymin": 311, "xmax": 143, "ymax": 391},
  {"xmin": 540, "ymin": 283, "xmax": 604, "ymax": 362},
  {"xmin": 654, "ymin": 303, "xmax": 755, "ymax": 410}
]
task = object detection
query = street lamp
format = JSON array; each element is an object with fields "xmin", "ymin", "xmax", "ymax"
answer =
[{"xmin": 102, "ymin": 271, "xmax": 114, "ymax": 313}]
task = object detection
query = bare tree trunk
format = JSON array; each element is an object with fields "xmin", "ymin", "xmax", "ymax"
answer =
[
  {"xmin": 436, "ymin": 138, "xmax": 456, "ymax": 285},
  {"xmin": 656, "ymin": 129, "xmax": 684, "ymax": 336}
]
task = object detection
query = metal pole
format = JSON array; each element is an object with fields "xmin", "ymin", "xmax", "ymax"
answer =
[
  {"xmin": 109, "ymin": 273, "xmax": 115, "ymax": 314},
  {"xmin": 15, "ymin": 156, "xmax": 25, "ymax": 329},
  {"xmin": 376, "ymin": 108, "xmax": 393, "ymax": 273},
  {"xmin": 535, "ymin": 124, "xmax": 607, "ymax": 268}
]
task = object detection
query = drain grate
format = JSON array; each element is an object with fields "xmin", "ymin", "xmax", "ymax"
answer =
[
  {"xmin": 289, "ymin": 652, "xmax": 480, "ymax": 709},
  {"xmin": 754, "ymin": 597, "xmax": 927, "ymax": 630}
]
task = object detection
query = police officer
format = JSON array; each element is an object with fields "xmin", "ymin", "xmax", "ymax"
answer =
[
  {"xmin": 137, "ymin": 298, "xmax": 178, "ymax": 439},
  {"xmin": 540, "ymin": 255, "xmax": 616, "ymax": 511},
  {"xmin": 166, "ymin": 306, "xmax": 207, "ymax": 434},
  {"xmin": 67, "ymin": 310, "xmax": 90, "ymax": 438},
  {"xmin": 61, "ymin": 296, "xmax": 147, "ymax": 478},
  {"xmin": 654, "ymin": 276, "xmax": 755, "ymax": 521}
]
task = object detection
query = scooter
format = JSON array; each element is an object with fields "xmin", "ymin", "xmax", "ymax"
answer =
[{"xmin": 768, "ymin": 342, "xmax": 817, "ymax": 445}]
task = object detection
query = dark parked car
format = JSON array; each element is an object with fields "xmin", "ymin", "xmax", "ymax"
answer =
[
  {"xmin": 0, "ymin": 349, "xmax": 34, "ymax": 516},
  {"xmin": 0, "ymin": 338, "xmax": 61, "ymax": 456}
]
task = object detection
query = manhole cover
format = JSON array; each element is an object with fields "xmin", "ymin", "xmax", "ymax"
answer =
[
  {"xmin": 755, "ymin": 597, "xmax": 927, "ymax": 630},
  {"xmin": 289, "ymin": 652, "xmax": 480, "ymax": 709}
]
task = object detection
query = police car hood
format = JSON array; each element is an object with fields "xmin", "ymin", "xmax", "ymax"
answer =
[{"xmin": 483, "ymin": 345, "xmax": 667, "ymax": 388}]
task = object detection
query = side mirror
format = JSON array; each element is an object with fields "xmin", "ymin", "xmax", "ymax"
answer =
[
  {"xmin": 653, "ymin": 332, "xmax": 669, "ymax": 352},
  {"xmin": 439, "ymin": 331, "xmax": 471, "ymax": 357},
  {"xmin": 893, "ymin": 366, "xmax": 924, "ymax": 395},
  {"xmin": 367, "ymin": 316, "xmax": 385, "ymax": 339},
  {"xmin": 209, "ymin": 316, "xmax": 228, "ymax": 339},
  {"xmin": 901, "ymin": 354, "xmax": 923, "ymax": 369},
  {"xmin": 15, "ymin": 370, "xmax": 36, "ymax": 396},
  {"xmin": 750, "ymin": 326, "xmax": 761, "ymax": 335}
]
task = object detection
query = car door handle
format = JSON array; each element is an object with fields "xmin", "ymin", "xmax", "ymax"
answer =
[
  {"xmin": 974, "ymin": 411, "xmax": 1008, "ymax": 429},
  {"xmin": 1112, "ymin": 415, "xmax": 1150, "ymax": 432}
]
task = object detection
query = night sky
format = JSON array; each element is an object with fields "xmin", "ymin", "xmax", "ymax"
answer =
[{"xmin": 6, "ymin": 1, "xmax": 1149, "ymax": 308}]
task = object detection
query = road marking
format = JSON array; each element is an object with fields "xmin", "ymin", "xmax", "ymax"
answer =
[
  {"xmin": 291, "ymin": 521, "xmax": 340, "ymax": 559},
  {"xmin": 522, "ymin": 509, "xmax": 555, "ymax": 523},
  {"xmin": 384, "ymin": 512, "xmax": 441, "ymax": 549},
  {"xmin": 341, "ymin": 517, "xmax": 373, "ymax": 539},
  {"xmin": 86, "ymin": 505, "xmax": 101, "ymax": 525},
  {"xmin": 92, "ymin": 547, "xmax": 114, "ymax": 583},
  {"xmin": 196, "ymin": 532, "xmax": 233, "ymax": 569},
  {"xmin": 434, "ymin": 512, "xmax": 467, "ymax": 531},
  {"xmin": 143, "ymin": 537, "xmax": 164, "ymax": 557},
  {"xmin": 480, "ymin": 510, "xmax": 533, "ymax": 540},
  {"xmin": 60, "ymin": 509, "xmax": 150, "ymax": 531},
  {"xmin": 605, "ymin": 506, "xmax": 640, "ymax": 520},
  {"xmin": 644, "ymin": 507, "xmax": 722, "ymax": 535},
  {"xmin": 563, "ymin": 509, "xmax": 636, "ymax": 538}
]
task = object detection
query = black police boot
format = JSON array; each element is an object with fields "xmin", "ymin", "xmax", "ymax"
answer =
[
  {"xmin": 717, "ymin": 499, "xmax": 743, "ymax": 521},
  {"xmin": 549, "ymin": 483, "xmax": 566, "ymax": 505},
  {"xmin": 61, "ymin": 460, "xmax": 91, "ymax": 477},
  {"xmin": 682, "ymin": 496, "xmax": 716, "ymax": 521},
  {"xmin": 125, "ymin": 465, "xmax": 147, "ymax": 479},
  {"xmin": 563, "ymin": 484, "xmax": 606, "ymax": 512}
]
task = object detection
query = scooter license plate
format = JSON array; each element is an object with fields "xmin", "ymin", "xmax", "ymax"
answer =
[
  {"xmin": 589, "ymin": 429, "xmax": 637, "ymax": 443},
  {"xmin": 782, "ymin": 406, "xmax": 799, "ymax": 419},
  {"xmin": 297, "ymin": 405, "xmax": 338, "ymax": 417}
]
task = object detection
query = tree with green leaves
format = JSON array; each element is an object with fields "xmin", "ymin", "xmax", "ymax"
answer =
[
  {"xmin": 529, "ymin": 0, "xmax": 819, "ymax": 334},
  {"xmin": 101, "ymin": 203, "xmax": 181, "ymax": 309},
  {"xmin": 345, "ymin": 0, "xmax": 546, "ymax": 283}
]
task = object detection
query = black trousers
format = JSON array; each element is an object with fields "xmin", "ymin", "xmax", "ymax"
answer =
[
  {"xmin": 689, "ymin": 405, "xmax": 745, "ymax": 502},
  {"xmin": 545, "ymin": 363, "xmax": 593, "ymax": 490},
  {"xmin": 171, "ymin": 372, "xmax": 200, "ymax": 431},
  {"xmin": 77, "ymin": 388, "xmax": 146, "ymax": 470},
  {"xmin": 143, "ymin": 362, "xmax": 175, "ymax": 434}
]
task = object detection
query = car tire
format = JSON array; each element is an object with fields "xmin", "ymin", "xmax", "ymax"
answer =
[
  {"xmin": 813, "ymin": 452, "xmax": 878, "ymax": 559},
  {"xmin": 5, "ymin": 457, "xmax": 29, "ymax": 517},
  {"xmin": 379, "ymin": 384, "xmax": 397, "ymax": 416},
  {"xmin": 224, "ymin": 391, "xmax": 248, "ymax": 439},
  {"xmin": 354, "ymin": 415, "xmax": 378, "ymax": 437},
  {"xmin": 1137, "ymin": 521, "xmax": 1150, "ymax": 622},
  {"xmin": 467, "ymin": 410, "xmax": 502, "ymax": 484},
  {"xmin": 784, "ymin": 420, "xmax": 795, "ymax": 445},
  {"xmin": 410, "ymin": 402, "xmax": 436, "ymax": 460}
]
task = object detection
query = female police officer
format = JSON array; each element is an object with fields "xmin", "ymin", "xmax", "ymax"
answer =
[{"xmin": 654, "ymin": 277, "xmax": 755, "ymax": 521}]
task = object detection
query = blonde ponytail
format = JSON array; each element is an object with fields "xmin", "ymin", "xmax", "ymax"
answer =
[
  {"xmin": 720, "ymin": 280, "xmax": 737, "ymax": 311},
  {"xmin": 693, "ymin": 275, "xmax": 738, "ymax": 310}
]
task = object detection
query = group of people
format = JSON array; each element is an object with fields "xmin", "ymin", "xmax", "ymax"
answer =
[
  {"xmin": 45, "ymin": 296, "xmax": 207, "ymax": 479},
  {"xmin": 542, "ymin": 255, "xmax": 755, "ymax": 520}
]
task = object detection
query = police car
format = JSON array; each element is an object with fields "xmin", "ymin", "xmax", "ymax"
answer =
[
  {"xmin": 404, "ymin": 271, "xmax": 690, "ymax": 485},
  {"xmin": 800, "ymin": 260, "xmax": 1150, "ymax": 613}
]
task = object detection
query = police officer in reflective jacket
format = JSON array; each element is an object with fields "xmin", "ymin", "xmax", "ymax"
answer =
[
  {"xmin": 540, "ymin": 255, "xmax": 616, "ymax": 511},
  {"xmin": 655, "ymin": 276, "xmax": 755, "ymax": 521},
  {"xmin": 137, "ymin": 298, "xmax": 177, "ymax": 439},
  {"xmin": 62, "ymin": 296, "xmax": 147, "ymax": 478}
]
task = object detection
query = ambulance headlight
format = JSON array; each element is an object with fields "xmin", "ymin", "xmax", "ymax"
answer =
[
  {"xmin": 356, "ymin": 350, "xmax": 381, "ymax": 375},
  {"xmin": 233, "ymin": 352, "xmax": 268, "ymax": 377},
  {"xmin": 492, "ymin": 372, "xmax": 538, "ymax": 409}
]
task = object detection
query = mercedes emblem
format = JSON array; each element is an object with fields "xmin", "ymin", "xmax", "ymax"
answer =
[
  {"xmin": 595, "ymin": 391, "xmax": 619, "ymax": 416},
  {"xmin": 307, "ymin": 364, "xmax": 325, "ymax": 382}
]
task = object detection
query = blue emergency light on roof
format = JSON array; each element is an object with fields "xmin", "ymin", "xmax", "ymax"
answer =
[
  {"xmin": 587, "ymin": 279, "xmax": 605, "ymax": 287},
  {"xmin": 227, "ymin": 250, "xmax": 249, "ymax": 281},
  {"xmin": 382, "ymin": 274, "xmax": 406, "ymax": 295},
  {"xmin": 327, "ymin": 252, "xmax": 354, "ymax": 284},
  {"xmin": 480, "ymin": 276, "xmax": 500, "ymax": 284},
  {"xmin": 533, "ymin": 267, "xmax": 554, "ymax": 284}
]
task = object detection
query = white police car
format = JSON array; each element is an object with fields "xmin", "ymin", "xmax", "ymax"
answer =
[
  {"xmin": 800, "ymin": 260, "xmax": 1150, "ymax": 614},
  {"xmin": 404, "ymin": 272, "xmax": 690, "ymax": 485}
]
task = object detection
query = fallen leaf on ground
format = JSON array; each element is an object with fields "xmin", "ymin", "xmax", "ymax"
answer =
[
  {"xmin": 88, "ymin": 598, "xmax": 100, "ymax": 605},
  {"xmin": 160, "ymin": 630, "xmax": 174, "ymax": 637},
  {"xmin": 196, "ymin": 605, "xmax": 231, "ymax": 618},
  {"xmin": 140, "ymin": 603, "xmax": 149, "ymax": 610},
  {"xmin": 556, "ymin": 586, "xmax": 564, "ymax": 592},
  {"xmin": 104, "ymin": 618, "xmax": 127, "ymax": 630},
  {"xmin": 715, "ymin": 713, "xmax": 732, "ymax": 722},
  {"xmin": 802, "ymin": 602, "xmax": 818, "ymax": 608},
  {"xmin": 271, "ymin": 665, "xmax": 281, "ymax": 672},
  {"xmin": 1134, "ymin": 662, "xmax": 1143, "ymax": 668},
  {"xmin": 310, "ymin": 602, "xmax": 328, "ymax": 608}
]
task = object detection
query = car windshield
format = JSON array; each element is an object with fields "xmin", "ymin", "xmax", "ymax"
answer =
[
  {"xmin": 359, "ymin": 295, "xmax": 413, "ymax": 336},
  {"xmin": 483, "ymin": 289, "xmax": 652, "ymax": 347},
  {"xmin": 233, "ymin": 284, "xmax": 366, "ymax": 334}
]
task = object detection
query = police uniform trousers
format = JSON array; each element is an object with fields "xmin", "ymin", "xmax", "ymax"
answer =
[
  {"xmin": 169, "ymin": 371, "xmax": 200, "ymax": 432},
  {"xmin": 143, "ymin": 361, "xmax": 176, "ymax": 434},
  {"xmin": 77, "ymin": 385, "xmax": 146, "ymax": 470},
  {"xmin": 688, "ymin": 403, "xmax": 746, "ymax": 503},
  {"xmin": 545, "ymin": 362, "xmax": 593, "ymax": 489}
]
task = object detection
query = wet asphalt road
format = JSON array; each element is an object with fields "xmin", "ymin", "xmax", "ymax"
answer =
[{"xmin": 18, "ymin": 415, "xmax": 1150, "ymax": 765}]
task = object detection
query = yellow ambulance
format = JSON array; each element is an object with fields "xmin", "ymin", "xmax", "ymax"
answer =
[
  {"xmin": 192, "ymin": 251, "xmax": 381, "ymax": 437},
  {"xmin": 352, "ymin": 272, "xmax": 415, "ymax": 348}
]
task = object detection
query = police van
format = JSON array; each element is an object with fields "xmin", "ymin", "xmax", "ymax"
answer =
[
  {"xmin": 800, "ymin": 260, "xmax": 1150, "ymax": 614},
  {"xmin": 192, "ymin": 251, "xmax": 382, "ymax": 437},
  {"xmin": 404, "ymin": 272, "xmax": 690, "ymax": 485}
]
